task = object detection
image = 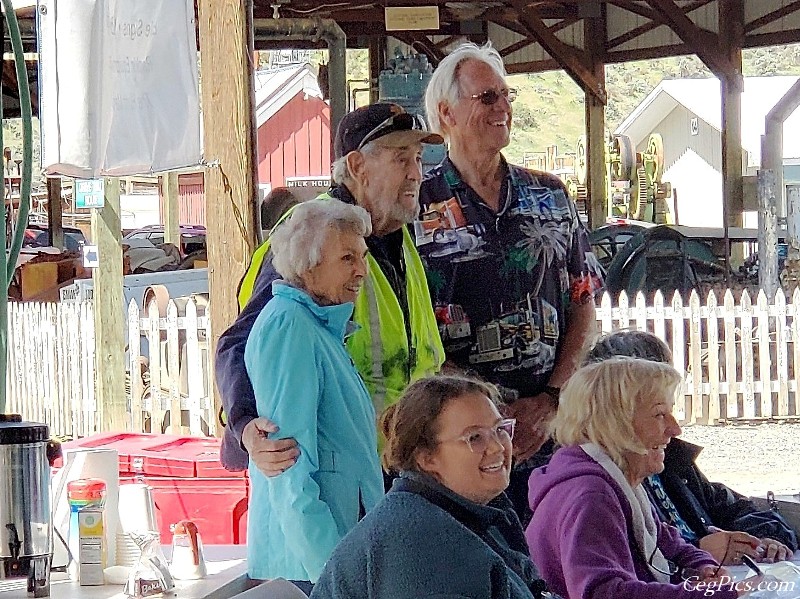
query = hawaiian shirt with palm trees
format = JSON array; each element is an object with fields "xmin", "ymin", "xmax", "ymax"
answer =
[{"xmin": 416, "ymin": 156, "xmax": 604, "ymax": 397}]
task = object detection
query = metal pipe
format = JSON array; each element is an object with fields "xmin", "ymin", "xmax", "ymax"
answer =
[
  {"xmin": 253, "ymin": 18, "xmax": 347, "ymax": 139},
  {"xmin": 762, "ymin": 78, "xmax": 800, "ymax": 219}
]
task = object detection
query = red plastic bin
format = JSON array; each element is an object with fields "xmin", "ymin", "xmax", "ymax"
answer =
[
  {"xmin": 138, "ymin": 436, "xmax": 245, "ymax": 479},
  {"xmin": 121, "ymin": 475, "xmax": 249, "ymax": 544},
  {"xmin": 54, "ymin": 432, "xmax": 181, "ymax": 473}
]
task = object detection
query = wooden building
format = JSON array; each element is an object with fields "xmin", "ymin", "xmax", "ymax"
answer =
[{"xmin": 616, "ymin": 76, "xmax": 800, "ymax": 227}]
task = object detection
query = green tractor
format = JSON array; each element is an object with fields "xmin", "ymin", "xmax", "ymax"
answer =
[{"xmin": 568, "ymin": 132, "xmax": 672, "ymax": 224}]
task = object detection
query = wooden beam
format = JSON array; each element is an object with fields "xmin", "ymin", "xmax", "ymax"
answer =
[
  {"xmin": 646, "ymin": 0, "xmax": 740, "ymax": 87},
  {"xmin": 584, "ymin": 3, "xmax": 607, "ymax": 230},
  {"xmin": 606, "ymin": 0, "xmax": 658, "ymax": 21},
  {"xmin": 745, "ymin": 29, "xmax": 800, "ymax": 48},
  {"xmin": 197, "ymin": 0, "xmax": 260, "ymax": 426},
  {"xmin": 509, "ymin": 1, "xmax": 607, "ymax": 104},
  {"xmin": 720, "ymin": 0, "xmax": 744, "ymax": 234},
  {"xmin": 46, "ymin": 177, "xmax": 63, "ymax": 249},
  {"xmin": 161, "ymin": 172, "xmax": 179, "ymax": 247},
  {"xmin": 506, "ymin": 58, "xmax": 563, "ymax": 74},
  {"xmin": 500, "ymin": 38, "xmax": 537, "ymax": 59},
  {"xmin": 368, "ymin": 35, "xmax": 384, "ymax": 104},
  {"xmin": 607, "ymin": 0, "xmax": 714, "ymax": 51},
  {"xmin": 745, "ymin": 0, "xmax": 800, "ymax": 34},
  {"xmin": 92, "ymin": 177, "xmax": 127, "ymax": 431}
]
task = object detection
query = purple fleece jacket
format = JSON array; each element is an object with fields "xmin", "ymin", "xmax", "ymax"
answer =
[{"xmin": 525, "ymin": 446, "xmax": 738, "ymax": 599}]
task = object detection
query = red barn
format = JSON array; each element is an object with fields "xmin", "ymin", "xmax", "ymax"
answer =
[
  {"xmin": 254, "ymin": 63, "xmax": 331, "ymax": 194},
  {"xmin": 162, "ymin": 63, "xmax": 330, "ymax": 226}
]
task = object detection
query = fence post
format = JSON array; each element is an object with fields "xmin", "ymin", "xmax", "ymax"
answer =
[
  {"xmin": 756, "ymin": 290, "xmax": 772, "ymax": 417},
  {"xmin": 706, "ymin": 291, "xmax": 721, "ymax": 421},
  {"xmin": 723, "ymin": 289, "xmax": 739, "ymax": 418},
  {"xmin": 741, "ymin": 291, "xmax": 756, "ymax": 418},
  {"xmin": 670, "ymin": 291, "xmax": 686, "ymax": 422},
  {"xmin": 184, "ymin": 300, "xmax": 204, "ymax": 435},
  {"xmin": 774, "ymin": 289, "xmax": 789, "ymax": 416},
  {"xmin": 128, "ymin": 300, "xmax": 143, "ymax": 433},
  {"xmin": 689, "ymin": 291, "xmax": 703, "ymax": 423}
]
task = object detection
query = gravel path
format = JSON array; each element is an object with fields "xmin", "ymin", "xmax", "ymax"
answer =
[{"xmin": 679, "ymin": 422, "xmax": 800, "ymax": 498}]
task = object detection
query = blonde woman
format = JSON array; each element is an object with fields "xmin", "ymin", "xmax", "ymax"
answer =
[{"xmin": 525, "ymin": 357, "xmax": 756, "ymax": 598}]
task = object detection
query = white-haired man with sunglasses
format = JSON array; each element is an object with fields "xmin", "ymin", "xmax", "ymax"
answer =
[
  {"xmin": 416, "ymin": 42, "xmax": 605, "ymax": 525},
  {"xmin": 215, "ymin": 103, "xmax": 446, "ymax": 480}
]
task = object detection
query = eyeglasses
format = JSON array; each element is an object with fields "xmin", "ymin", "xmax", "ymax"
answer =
[
  {"xmin": 468, "ymin": 88, "xmax": 518, "ymax": 105},
  {"xmin": 357, "ymin": 112, "xmax": 428, "ymax": 151},
  {"xmin": 439, "ymin": 419, "xmax": 516, "ymax": 453},
  {"xmin": 647, "ymin": 534, "xmax": 728, "ymax": 580}
]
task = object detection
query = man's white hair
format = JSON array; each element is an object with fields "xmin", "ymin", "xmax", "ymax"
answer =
[
  {"xmin": 424, "ymin": 42, "xmax": 507, "ymax": 140},
  {"xmin": 270, "ymin": 198, "xmax": 371, "ymax": 284},
  {"xmin": 330, "ymin": 141, "xmax": 384, "ymax": 185}
]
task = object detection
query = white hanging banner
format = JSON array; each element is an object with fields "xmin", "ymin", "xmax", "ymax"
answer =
[{"xmin": 38, "ymin": 0, "xmax": 202, "ymax": 177}]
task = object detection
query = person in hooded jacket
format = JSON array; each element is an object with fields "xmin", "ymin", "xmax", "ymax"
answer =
[
  {"xmin": 526, "ymin": 357, "xmax": 757, "ymax": 599},
  {"xmin": 583, "ymin": 330, "xmax": 796, "ymax": 566}
]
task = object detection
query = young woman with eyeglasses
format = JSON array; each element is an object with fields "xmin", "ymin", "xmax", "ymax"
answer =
[{"xmin": 310, "ymin": 375, "xmax": 550, "ymax": 599}]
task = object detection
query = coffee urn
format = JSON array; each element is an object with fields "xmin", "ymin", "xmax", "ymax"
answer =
[{"xmin": 0, "ymin": 414, "xmax": 52, "ymax": 597}]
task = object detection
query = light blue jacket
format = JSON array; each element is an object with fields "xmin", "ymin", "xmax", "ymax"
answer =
[{"xmin": 244, "ymin": 282, "xmax": 384, "ymax": 582}]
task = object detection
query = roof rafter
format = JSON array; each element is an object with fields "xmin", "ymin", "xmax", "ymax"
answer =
[
  {"xmin": 646, "ymin": 0, "xmax": 739, "ymax": 85},
  {"xmin": 508, "ymin": 0, "xmax": 607, "ymax": 103},
  {"xmin": 607, "ymin": 0, "xmax": 714, "ymax": 50},
  {"xmin": 745, "ymin": 0, "xmax": 800, "ymax": 34}
]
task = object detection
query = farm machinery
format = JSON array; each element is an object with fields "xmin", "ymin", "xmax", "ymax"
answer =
[{"xmin": 567, "ymin": 132, "xmax": 673, "ymax": 224}]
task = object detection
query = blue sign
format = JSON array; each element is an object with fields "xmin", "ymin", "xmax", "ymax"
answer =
[{"xmin": 75, "ymin": 179, "xmax": 105, "ymax": 209}]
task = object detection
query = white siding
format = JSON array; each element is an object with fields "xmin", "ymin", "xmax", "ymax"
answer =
[{"xmin": 664, "ymin": 149, "xmax": 723, "ymax": 227}]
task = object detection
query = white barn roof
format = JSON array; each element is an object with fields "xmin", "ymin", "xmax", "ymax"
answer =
[
  {"xmin": 253, "ymin": 63, "xmax": 324, "ymax": 128},
  {"xmin": 616, "ymin": 75, "xmax": 800, "ymax": 164}
]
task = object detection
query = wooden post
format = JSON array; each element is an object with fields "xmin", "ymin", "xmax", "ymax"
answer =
[
  {"xmin": 197, "ymin": 0, "xmax": 259, "ymax": 424},
  {"xmin": 46, "ymin": 176, "xmax": 63, "ymax": 249},
  {"xmin": 720, "ymin": 0, "xmax": 744, "ymax": 274},
  {"xmin": 92, "ymin": 177, "xmax": 127, "ymax": 431},
  {"xmin": 162, "ymin": 172, "xmax": 180, "ymax": 246},
  {"xmin": 368, "ymin": 35, "xmax": 385, "ymax": 104},
  {"xmin": 585, "ymin": 7, "xmax": 607, "ymax": 230}
]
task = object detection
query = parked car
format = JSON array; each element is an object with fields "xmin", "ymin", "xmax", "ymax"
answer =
[
  {"xmin": 23, "ymin": 224, "xmax": 87, "ymax": 251},
  {"xmin": 123, "ymin": 224, "xmax": 206, "ymax": 257}
]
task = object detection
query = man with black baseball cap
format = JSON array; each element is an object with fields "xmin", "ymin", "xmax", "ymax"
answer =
[{"xmin": 215, "ymin": 103, "xmax": 445, "ymax": 479}]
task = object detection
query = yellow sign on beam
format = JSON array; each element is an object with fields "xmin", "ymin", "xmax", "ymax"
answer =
[{"xmin": 385, "ymin": 6, "xmax": 439, "ymax": 31}]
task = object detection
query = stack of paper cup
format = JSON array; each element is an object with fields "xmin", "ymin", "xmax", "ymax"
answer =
[
  {"xmin": 115, "ymin": 532, "xmax": 141, "ymax": 567},
  {"xmin": 116, "ymin": 483, "xmax": 159, "ymax": 566}
]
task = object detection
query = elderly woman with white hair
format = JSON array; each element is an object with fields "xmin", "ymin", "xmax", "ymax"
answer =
[
  {"xmin": 525, "ymin": 358, "xmax": 756, "ymax": 599},
  {"xmin": 244, "ymin": 198, "xmax": 384, "ymax": 595}
]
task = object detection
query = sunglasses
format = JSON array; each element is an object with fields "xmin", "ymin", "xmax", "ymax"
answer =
[
  {"xmin": 439, "ymin": 418, "xmax": 516, "ymax": 454},
  {"xmin": 357, "ymin": 112, "xmax": 428, "ymax": 151},
  {"xmin": 469, "ymin": 87, "xmax": 518, "ymax": 106}
]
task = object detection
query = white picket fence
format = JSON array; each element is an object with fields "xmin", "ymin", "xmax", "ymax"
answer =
[
  {"xmin": 9, "ymin": 287, "xmax": 800, "ymax": 438},
  {"xmin": 597, "ymin": 288, "xmax": 800, "ymax": 424},
  {"xmin": 5, "ymin": 301, "xmax": 96, "ymax": 438},
  {"xmin": 127, "ymin": 298, "xmax": 214, "ymax": 437}
]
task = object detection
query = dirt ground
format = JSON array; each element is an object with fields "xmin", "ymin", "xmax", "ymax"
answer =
[{"xmin": 679, "ymin": 422, "xmax": 800, "ymax": 499}]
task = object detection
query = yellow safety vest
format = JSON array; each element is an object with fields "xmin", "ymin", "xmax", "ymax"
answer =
[{"xmin": 237, "ymin": 193, "xmax": 443, "ymax": 415}]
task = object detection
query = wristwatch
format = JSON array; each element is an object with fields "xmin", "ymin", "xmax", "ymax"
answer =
[{"xmin": 542, "ymin": 385, "xmax": 560, "ymax": 405}]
